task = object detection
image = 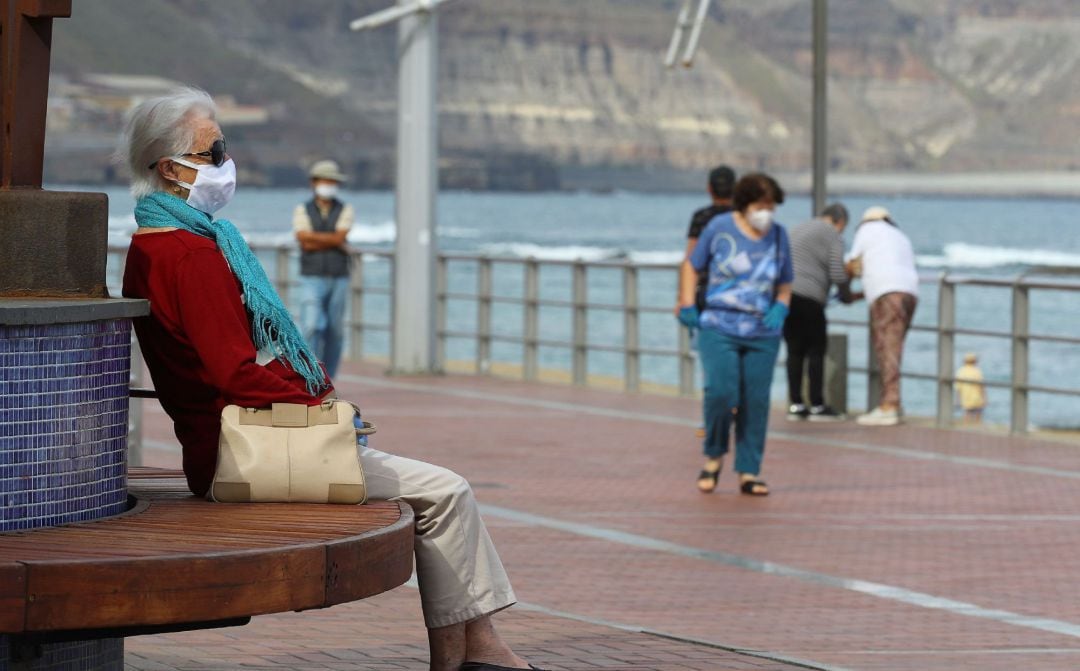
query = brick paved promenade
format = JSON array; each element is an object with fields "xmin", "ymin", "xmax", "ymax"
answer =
[{"xmin": 127, "ymin": 361, "xmax": 1080, "ymax": 671}]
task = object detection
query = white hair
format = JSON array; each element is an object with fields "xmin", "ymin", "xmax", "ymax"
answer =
[{"xmin": 117, "ymin": 87, "xmax": 217, "ymax": 199}]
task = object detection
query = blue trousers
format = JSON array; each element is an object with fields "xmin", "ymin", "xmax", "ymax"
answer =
[
  {"xmin": 298, "ymin": 275, "xmax": 349, "ymax": 379},
  {"xmin": 697, "ymin": 329, "xmax": 781, "ymax": 476}
]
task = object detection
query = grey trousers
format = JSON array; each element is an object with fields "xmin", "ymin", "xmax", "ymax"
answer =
[{"xmin": 359, "ymin": 446, "xmax": 517, "ymax": 628}]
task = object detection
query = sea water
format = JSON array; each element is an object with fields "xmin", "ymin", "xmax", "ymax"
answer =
[{"xmin": 83, "ymin": 184, "xmax": 1080, "ymax": 430}]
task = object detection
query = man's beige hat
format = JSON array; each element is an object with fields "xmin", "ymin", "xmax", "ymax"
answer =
[
  {"xmin": 308, "ymin": 159, "xmax": 347, "ymax": 182},
  {"xmin": 860, "ymin": 205, "xmax": 893, "ymax": 224},
  {"xmin": 963, "ymin": 352, "xmax": 978, "ymax": 364}
]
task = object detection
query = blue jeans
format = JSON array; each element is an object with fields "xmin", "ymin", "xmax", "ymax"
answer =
[
  {"xmin": 697, "ymin": 329, "xmax": 781, "ymax": 476},
  {"xmin": 298, "ymin": 275, "xmax": 349, "ymax": 379}
]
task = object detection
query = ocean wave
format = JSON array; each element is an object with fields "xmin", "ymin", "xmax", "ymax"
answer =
[
  {"xmin": 349, "ymin": 220, "xmax": 396, "ymax": 244},
  {"xmin": 627, "ymin": 250, "xmax": 684, "ymax": 265},
  {"xmin": 480, "ymin": 243, "xmax": 618, "ymax": 262},
  {"xmin": 441, "ymin": 226, "xmax": 483, "ymax": 239},
  {"xmin": 917, "ymin": 243, "xmax": 1080, "ymax": 269}
]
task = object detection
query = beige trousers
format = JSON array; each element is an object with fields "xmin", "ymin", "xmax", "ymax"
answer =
[{"xmin": 359, "ymin": 446, "xmax": 517, "ymax": 628}]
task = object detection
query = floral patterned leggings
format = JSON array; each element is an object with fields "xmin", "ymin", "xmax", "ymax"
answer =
[{"xmin": 870, "ymin": 292, "xmax": 918, "ymax": 408}]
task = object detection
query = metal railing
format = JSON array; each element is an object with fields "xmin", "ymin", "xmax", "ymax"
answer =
[
  {"xmin": 436, "ymin": 252, "xmax": 695, "ymax": 393},
  {"xmin": 109, "ymin": 243, "xmax": 1080, "ymax": 440}
]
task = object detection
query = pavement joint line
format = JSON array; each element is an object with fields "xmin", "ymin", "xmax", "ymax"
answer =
[
  {"xmin": 402, "ymin": 573, "xmax": 845, "ymax": 670},
  {"xmin": 640, "ymin": 630, "xmax": 852, "ymax": 671},
  {"xmin": 583, "ymin": 511, "xmax": 1080, "ymax": 522},
  {"xmin": 832, "ymin": 648, "xmax": 1080, "ymax": 655},
  {"xmin": 477, "ymin": 502, "xmax": 1080, "ymax": 641},
  {"xmin": 343, "ymin": 373, "xmax": 1080, "ymax": 480}
]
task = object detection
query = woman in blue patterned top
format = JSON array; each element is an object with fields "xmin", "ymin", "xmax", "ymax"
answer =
[{"xmin": 676, "ymin": 173, "xmax": 793, "ymax": 496}]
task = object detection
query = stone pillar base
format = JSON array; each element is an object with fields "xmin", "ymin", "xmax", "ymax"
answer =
[{"xmin": 0, "ymin": 191, "xmax": 108, "ymax": 298}]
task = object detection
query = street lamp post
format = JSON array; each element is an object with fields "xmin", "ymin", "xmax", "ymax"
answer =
[
  {"xmin": 665, "ymin": 0, "xmax": 830, "ymax": 218},
  {"xmin": 811, "ymin": 0, "xmax": 828, "ymax": 217},
  {"xmin": 351, "ymin": 0, "xmax": 456, "ymax": 374}
]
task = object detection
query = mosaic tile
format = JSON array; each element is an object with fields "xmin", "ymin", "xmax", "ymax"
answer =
[{"xmin": 0, "ymin": 319, "xmax": 132, "ymax": 532}]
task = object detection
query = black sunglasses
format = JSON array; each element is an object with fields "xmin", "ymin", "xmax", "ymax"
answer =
[{"xmin": 148, "ymin": 138, "xmax": 228, "ymax": 170}]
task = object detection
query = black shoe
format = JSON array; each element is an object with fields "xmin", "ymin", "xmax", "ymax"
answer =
[
  {"xmin": 786, "ymin": 403, "xmax": 809, "ymax": 420},
  {"xmin": 807, "ymin": 405, "xmax": 846, "ymax": 422}
]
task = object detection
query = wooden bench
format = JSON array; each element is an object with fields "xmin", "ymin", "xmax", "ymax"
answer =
[{"xmin": 1, "ymin": 468, "xmax": 414, "ymax": 643}]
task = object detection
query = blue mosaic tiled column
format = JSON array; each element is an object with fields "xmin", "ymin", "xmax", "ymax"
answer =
[
  {"xmin": 0, "ymin": 638, "xmax": 124, "ymax": 671},
  {"xmin": 1, "ymin": 299, "xmax": 148, "ymax": 671},
  {"xmin": 0, "ymin": 319, "xmax": 131, "ymax": 531}
]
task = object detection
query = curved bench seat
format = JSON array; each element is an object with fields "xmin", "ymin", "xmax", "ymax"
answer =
[{"xmin": 0, "ymin": 469, "xmax": 414, "ymax": 636}]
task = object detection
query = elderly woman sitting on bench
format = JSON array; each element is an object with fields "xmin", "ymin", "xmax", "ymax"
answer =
[{"xmin": 118, "ymin": 87, "xmax": 543, "ymax": 671}]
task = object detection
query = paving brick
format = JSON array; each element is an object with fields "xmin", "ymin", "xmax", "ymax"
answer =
[{"xmin": 125, "ymin": 361, "xmax": 1080, "ymax": 670}]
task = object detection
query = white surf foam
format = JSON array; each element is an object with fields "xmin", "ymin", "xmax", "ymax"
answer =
[
  {"xmin": 917, "ymin": 243, "xmax": 1080, "ymax": 269},
  {"xmin": 627, "ymin": 250, "xmax": 684, "ymax": 265},
  {"xmin": 479, "ymin": 243, "xmax": 618, "ymax": 262}
]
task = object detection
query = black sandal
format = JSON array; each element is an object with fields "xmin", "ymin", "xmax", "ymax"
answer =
[
  {"xmin": 697, "ymin": 463, "xmax": 721, "ymax": 493},
  {"xmin": 739, "ymin": 478, "xmax": 769, "ymax": 496}
]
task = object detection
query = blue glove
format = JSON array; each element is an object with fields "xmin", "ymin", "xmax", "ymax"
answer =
[
  {"xmin": 677, "ymin": 305, "xmax": 700, "ymax": 329},
  {"xmin": 762, "ymin": 302, "xmax": 789, "ymax": 330},
  {"xmin": 353, "ymin": 413, "xmax": 369, "ymax": 448}
]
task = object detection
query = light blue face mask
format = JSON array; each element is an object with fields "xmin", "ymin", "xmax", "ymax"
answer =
[{"xmin": 172, "ymin": 157, "xmax": 237, "ymax": 214}]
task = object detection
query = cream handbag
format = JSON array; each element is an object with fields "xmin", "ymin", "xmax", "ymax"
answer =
[{"xmin": 210, "ymin": 400, "xmax": 375, "ymax": 504}]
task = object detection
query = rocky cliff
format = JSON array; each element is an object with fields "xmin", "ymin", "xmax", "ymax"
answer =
[{"xmin": 46, "ymin": 0, "xmax": 1080, "ymax": 190}]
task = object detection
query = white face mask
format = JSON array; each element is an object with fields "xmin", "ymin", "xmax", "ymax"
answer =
[
  {"xmin": 314, "ymin": 183, "xmax": 339, "ymax": 200},
  {"xmin": 172, "ymin": 157, "xmax": 237, "ymax": 214},
  {"xmin": 747, "ymin": 208, "xmax": 773, "ymax": 232}
]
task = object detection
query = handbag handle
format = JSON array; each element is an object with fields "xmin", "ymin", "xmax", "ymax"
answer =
[{"xmin": 333, "ymin": 399, "xmax": 377, "ymax": 437}]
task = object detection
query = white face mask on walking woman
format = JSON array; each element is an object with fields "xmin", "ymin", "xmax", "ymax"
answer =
[
  {"xmin": 747, "ymin": 208, "xmax": 774, "ymax": 232},
  {"xmin": 172, "ymin": 157, "xmax": 237, "ymax": 215},
  {"xmin": 314, "ymin": 183, "xmax": 339, "ymax": 200}
]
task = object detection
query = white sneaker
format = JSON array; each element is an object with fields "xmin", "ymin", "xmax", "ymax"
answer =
[{"xmin": 856, "ymin": 406, "xmax": 901, "ymax": 426}]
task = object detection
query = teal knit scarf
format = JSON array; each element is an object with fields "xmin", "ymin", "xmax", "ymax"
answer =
[{"xmin": 134, "ymin": 192, "xmax": 327, "ymax": 395}]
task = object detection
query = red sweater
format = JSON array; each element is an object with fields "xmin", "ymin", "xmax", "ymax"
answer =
[{"xmin": 123, "ymin": 230, "xmax": 332, "ymax": 496}]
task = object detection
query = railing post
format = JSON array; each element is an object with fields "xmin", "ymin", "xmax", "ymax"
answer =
[
  {"xmin": 936, "ymin": 275, "xmax": 955, "ymax": 428},
  {"xmin": 867, "ymin": 320, "xmax": 882, "ymax": 411},
  {"xmin": 477, "ymin": 258, "xmax": 493, "ymax": 374},
  {"xmin": 435, "ymin": 254, "xmax": 447, "ymax": 372},
  {"xmin": 128, "ymin": 334, "xmax": 144, "ymax": 468},
  {"xmin": 623, "ymin": 265, "xmax": 640, "ymax": 392},
  {"xmin": 349, "ymin": 251, "xmax": 365, "ymax": 362},
  {"xmin": 275, "ymin": 246, "xmax": 292, "ymax": 311},
  {"xmin": 824, "ymin": 332, "xmax": 848, "ymax": 413},
  {"xmin": 388, "ymin": 253, "xmax": 398, "ymax": 370},
  {"xmin": 678, "ymin": 326, "xmax": 694, "ymax": 396},
  {"xmin": 523, "ymin": 259, "xmax": 539, "ymax": 381},
  {"xmin": 572, "ymin": 262, "xmax": 587, "ymax": 385},
  {"xmin": 1011, "ymin": 280, "xmax": 1029, "ymax": 434}
]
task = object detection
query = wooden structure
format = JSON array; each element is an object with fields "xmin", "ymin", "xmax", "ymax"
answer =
[
  {"xmin": 0, "ymin": 469, "xmax": 414, "ymax": 640},
  {"xmin": 1, "ymin": 0, "xmax": 71, "ymax": 189}
]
